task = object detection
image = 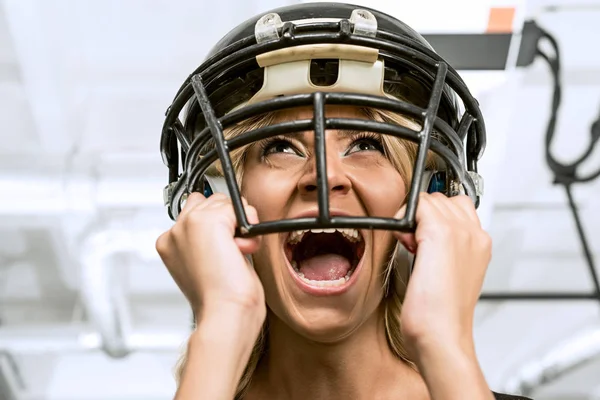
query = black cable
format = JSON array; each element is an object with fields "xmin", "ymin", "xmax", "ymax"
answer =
[
  {"xmin": 480, "ymin": 22, "xmax": 600, "ymax": 302},
  {"xmin": 564, "ymin": 184, "xmax": 600, "ymax": 296},
  {"xmin": 536, "ymin": 25, "xmax": 600, "ymax": 301}
]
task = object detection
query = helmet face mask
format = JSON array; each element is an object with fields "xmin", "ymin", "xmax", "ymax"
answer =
[{"xmin": 160, "ymin": 3, "xmax": 486, "ymax": 237}]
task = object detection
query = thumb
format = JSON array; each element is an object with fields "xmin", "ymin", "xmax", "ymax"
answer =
[
  {"xmin": 393, "ymin": 203, "xmax": 417, "ymax": 254},
  {"xmin": 234, "ymin": 203, "xmax": 262, "ymax": 255}
]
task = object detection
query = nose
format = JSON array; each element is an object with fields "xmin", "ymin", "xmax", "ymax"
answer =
[{"xmin": 297, "ymin": 147, "xmax": 352, "ymax": 197}]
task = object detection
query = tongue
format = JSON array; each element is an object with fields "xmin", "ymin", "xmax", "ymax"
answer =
[{"xmin": 299, "ymin": 254, "xmax": 351, "ymax": 281}]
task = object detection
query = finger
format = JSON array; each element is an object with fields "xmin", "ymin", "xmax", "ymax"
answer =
[
  {"xmin": 234, "ymin": 205, "xmax": 262, "ymax": 254},
  {"xmin": 393, "ymin": 202, "xmax": 420, "ymax": 254},
  {"xmin": 177, "ymin": 192, "xmax": 206, "ymax": 219},
  {"xmin": 155, "ymin": 229, "xmax": 183, "ymax": 277},
  {"xmin": 178, "ymin": 191, "xmax": 230, "ymax": 220},
  {"xmin": 190, "ymin": 196, "xmax": 261, "ymax": 250},
  {"xmin": 393, "ymin": 203, "xmax": 417, "ymax": 253},
  {"xmin": 393, "ymin": 193, "xmax": 446, "ymax": 251},
  {"xmin": 427, "ymin": 192, "xmax": 462, "ymax": 221},
  {"xmin": 186, "ymin": 194, "xmax": 233, "ymax": 217},
  {"xmin": 449, "ymin": 195, "xmax": 480, "ymax": 224},
  {"xmin": 155, "ymin": 230, "xmax": 172, "ymax": 261}
]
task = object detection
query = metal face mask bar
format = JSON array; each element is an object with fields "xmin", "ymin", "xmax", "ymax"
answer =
[{"xmin": 160, "ymin": 5, "xmax": 487, "ymax": 237}]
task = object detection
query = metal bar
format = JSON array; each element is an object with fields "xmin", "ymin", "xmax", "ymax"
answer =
[
  {"xmin": 80, "ymin": 231, "xmax": 135, "ymax": 358},
  {"xmin": 163, "ymin": 27, "xmax": 486, "ymax": 166},
  {"xmin": 456, "ymin": 113, "xmax": 474, "ymax": 142},
  {"xmin": 0, "ymin": 328, "xmax": 187, "ymax": 355},
  {"xmin": 541, "ymin": 4, "xmax": 600, "ymax": 13},
  {"xmin": 190, "ymin": 74, "xmax": 250, "ymax": 234},
  {"xmin": 187, "ymin": 120, "xmax": 315, "ymax": 190},
  {"xmin": 324, "ymin": 118, "xmax": 475, "ymax": 197},
  {"xmin": 502, "ymin": 327, "xmax": 600, "ymax": 395},
  {"xmin": 241, "ymin": 216, "xmax": 413, "ymax": 235},
  {"xmin": 405, "ymin": 62, "xmax": 448, "ymax": 227},
  {"xmin": 313, "ymin": 92, "xmax": 330, "ymax": 223},
  {"xmin": 564, "ymin": 184, "xmax": 600, "ymax": 299}
]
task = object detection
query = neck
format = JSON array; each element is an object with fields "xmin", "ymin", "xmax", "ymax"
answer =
[{"xmin": 248, "ymin": 306, "xmax": 427, "ymax": 400}]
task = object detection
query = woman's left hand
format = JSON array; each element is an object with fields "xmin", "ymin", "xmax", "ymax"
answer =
[{"xmin": 394, "ymin": 192, "xmax": 492, "ymax": 358}]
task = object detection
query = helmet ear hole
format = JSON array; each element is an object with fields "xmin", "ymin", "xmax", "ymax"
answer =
[
  {"xmin": 202, "ymin": 178, "xmax": 214, "ymax": 197},
  {"xmin": 420, "ymin": 170, "xmax": 447, "ymax": 194},
  {"xmin": 427, "ymin": 171, "xmax": 447, "ymax": 194},
  {"xmin": 309, "ymin": 59, "xmax": 340, "ymax": 87}
]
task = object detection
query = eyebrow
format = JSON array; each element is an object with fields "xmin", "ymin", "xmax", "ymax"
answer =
[{"xmin": 271, "ymin": 129, "xmax": 365, "ymax": 141}]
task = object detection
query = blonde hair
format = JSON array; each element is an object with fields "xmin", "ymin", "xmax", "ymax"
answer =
[{"xmin": 174, "ymin": 105, "xmax": 437, "ymax": 399}]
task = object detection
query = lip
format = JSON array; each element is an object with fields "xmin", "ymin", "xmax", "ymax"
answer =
[
  {"xmin": 280, "ymin": 207, "xmax": 367, "ymax": 296},
  {"xmin": 288, "ymin": 208, "xmax": 358, "ymax": 220},
  {"xmin": 283, "ymin": 248, "xmax": 365, "ymax": 296}
]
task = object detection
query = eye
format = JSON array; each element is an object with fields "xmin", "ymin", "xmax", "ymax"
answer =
[
  {"xmin": 261, "ymin": 139, "xmax": 300, "ymax": 157},
  {"xmin": 346, "ymin": 136, "xmax": 384, "ymax": 155}
]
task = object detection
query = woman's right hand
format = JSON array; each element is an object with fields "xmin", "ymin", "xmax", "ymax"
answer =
[{"xmin": 156, "ymin": 192, "xmax": 266, "ymax": 321}]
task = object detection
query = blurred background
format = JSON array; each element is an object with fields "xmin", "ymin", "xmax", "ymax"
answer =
[{"xmin": 0, "ymin": 0, "xmax": 599, "ymax": 399}]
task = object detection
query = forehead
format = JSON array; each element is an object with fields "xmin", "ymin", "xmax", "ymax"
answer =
[{"xmin": 274, "ymin": 105, "xmax": 367, "ymax": 122}]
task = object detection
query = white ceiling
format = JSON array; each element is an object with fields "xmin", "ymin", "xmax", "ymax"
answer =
[{"xmin": 0, "ymin": 0, "xmax": 599, "ymax": 399}]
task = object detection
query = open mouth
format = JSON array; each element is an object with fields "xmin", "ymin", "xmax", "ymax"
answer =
[{"xmin": 284, "ymin": 228, "xmax": 366, "ymax": 287}]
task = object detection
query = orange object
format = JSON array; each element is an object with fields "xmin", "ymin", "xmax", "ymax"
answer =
[{"xmin": 487, "ymin": 7, "xmax": 515, "ymax": 33}]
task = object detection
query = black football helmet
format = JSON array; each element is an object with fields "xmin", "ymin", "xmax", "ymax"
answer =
[{"xmin": 160, "ymin": 2, "xmax": 486, "ymax": 236}]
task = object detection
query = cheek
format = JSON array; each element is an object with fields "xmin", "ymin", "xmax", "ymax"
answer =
[
  {"xmin": 251, "ymin": 238, "xmax": 277, "ymax": 282},
  {"xmin": 242, "ymin": 168, "xmax": 294, "ymax": 222},
  {"xmin": 250, "ymin": 236, "xmax": 288, "ymax": 310},
  {"xmin": 352, "ymin": 166, "xmax": 405, "ymax": 217}
]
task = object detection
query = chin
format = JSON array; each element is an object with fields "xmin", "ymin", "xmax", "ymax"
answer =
[
  {"xmin": 256, "ymin": 227, "xmax": 386, "ymax": 342},
  {"xmin": 275, "ymin": 300, "xmax": 373, "ymax": 343}
]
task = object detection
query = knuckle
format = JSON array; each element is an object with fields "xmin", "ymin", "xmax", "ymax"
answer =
[
  {"xmin": 187, "ymin": 192, "xmax": 204, "ymax": 202},
  {"xmin": 478, "ymin": 230, "xmax": 493, "ymax": 249},
  {"xmin": 170, "ymin": 221, "xmax": 185, "ymax": 240},
  {"xmin": 210, "ymin": 193, "xmax": 229, "ymax": 202},
  {"xmin": 418, "ymin": 192, "xmax": 429, "ymax": 200},
  {"xmin": 434, "ymin": 222, "xmax": 453, "ymax": 238},
  {"xmin": 155, "ymin": 232, "xmax": 170, "ymax": 255},
  {"xmin": 417, "ymin": 192, "xmax": 433, "ymax": 206},
  {"xmin": 185, "ymin": 208, "xmax": 208, "ymax": 228},
  {"xmin": 454, "ymin": 194, "xmax": 474, "ymax": 208},
  {"xmin": 454, "ymin": 227, "xmax": 470, "ymax": 242}
]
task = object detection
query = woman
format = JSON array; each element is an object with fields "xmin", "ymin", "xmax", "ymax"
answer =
[{"xmin": 157, "ymin": 3, "xmax": 530, "ymax": 399}]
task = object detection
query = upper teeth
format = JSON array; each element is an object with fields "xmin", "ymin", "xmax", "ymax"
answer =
[{"xmin": 287, "ymin": 228, "xmax": 360, "ymax": 245}]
